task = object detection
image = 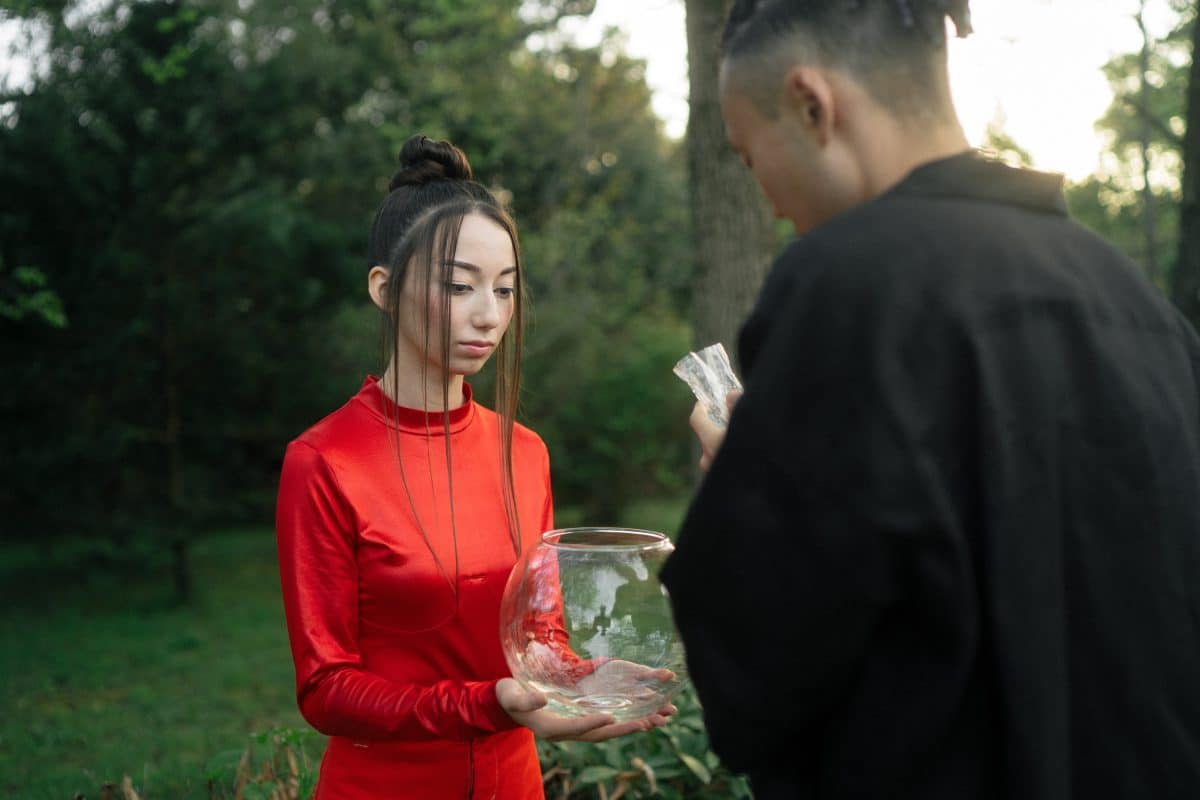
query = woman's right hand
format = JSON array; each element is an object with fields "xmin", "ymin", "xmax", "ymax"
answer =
[{"xmin": 495, "ymin": 678, "xmax": 674, "ymax": 742}]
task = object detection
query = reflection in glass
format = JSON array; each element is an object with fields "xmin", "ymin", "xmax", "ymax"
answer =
[{"xmin": 499, "ymin": 528, "xmax": 687, "ymax": 720}]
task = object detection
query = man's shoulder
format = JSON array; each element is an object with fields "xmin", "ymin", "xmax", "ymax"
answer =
[
  {"xmin": 769, "ymin": 195, "xmax": 952, "ymax": 302},
  {"xmin": 780, "ymin": 189, "xmax": 1143, "ymax": 309},
  {"xmin": 739, "ymin": 182, "xmax": 1186, "ymax": 378}
]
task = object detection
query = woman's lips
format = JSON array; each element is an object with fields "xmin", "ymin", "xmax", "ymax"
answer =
[{"xmin": 458, "ymin": 341, "xmax": 495, "ymax": 357}]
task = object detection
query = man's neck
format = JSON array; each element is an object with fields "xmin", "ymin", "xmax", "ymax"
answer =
[{"xmin": 853, "ymin": 113, "xmax": 972, "ymax": 199}]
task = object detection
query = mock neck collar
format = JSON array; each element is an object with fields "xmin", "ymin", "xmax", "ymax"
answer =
[
  {"xmin": 891, "ymin": 149, "xmax": 1068, "ymax": 216},
  {"xmin": 354, "ymin": 375, "xmax": 476, "ymax": 434}
]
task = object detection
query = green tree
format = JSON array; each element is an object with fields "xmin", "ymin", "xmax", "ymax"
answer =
[
  {"xmin": 1068, "ymin": 1, "xmax": 1193, "ymax": 290},
  {"xmin": 981, "ymin": 114, "xmax": 1035, "ymax": 169},
  {"xmin": 0, "ymin": 261, "xmax": 67, "ymax": 327},
  {"xmin": 0, "ymin": 0, "xmax": 695, "ymax": 570},
  {"xmin": 1, "ymin": 0, "xmax": 374, "ymax": 597},
  {"xmin": 463, "ymin": 36, "xmax": 696, "ymax": 520},
  {"xmin": 1173, "ymin": 0, "xmax": 1200, "ymax": 326}
]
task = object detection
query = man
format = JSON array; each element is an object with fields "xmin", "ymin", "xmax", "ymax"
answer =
[{"xmin": 658, "ymin": 1, "xmax": 1200, "ymax": 798}]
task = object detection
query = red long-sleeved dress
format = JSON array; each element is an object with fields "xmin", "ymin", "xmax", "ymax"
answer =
[{"xmin": 275, "ymin": 376, "xmax": 552, "ymax": 799}]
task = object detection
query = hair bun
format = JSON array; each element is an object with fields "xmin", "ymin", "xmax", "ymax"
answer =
[{"xmin": 388, "ymin": 135, "xmax": 474, "ymax": 191}]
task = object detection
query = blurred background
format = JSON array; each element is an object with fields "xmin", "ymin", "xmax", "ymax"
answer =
[{"xmin": 2, "ymin": 0, "xmax": 1198, "ymax": 797}]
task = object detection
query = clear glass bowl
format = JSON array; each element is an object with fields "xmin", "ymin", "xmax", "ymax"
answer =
[{"xmin": 499, "ymin": 527, "xmax": 687, "ymax": 720}]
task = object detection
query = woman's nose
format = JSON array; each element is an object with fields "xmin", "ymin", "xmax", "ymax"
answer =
[{"xmin": 472, "ymin": 294, "xmax": 501, "ymax": 329}]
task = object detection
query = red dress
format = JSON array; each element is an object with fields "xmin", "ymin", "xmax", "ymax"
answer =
[{"xmin": 275, "ymin": 377, "xmax": 552, "ymax": 799}]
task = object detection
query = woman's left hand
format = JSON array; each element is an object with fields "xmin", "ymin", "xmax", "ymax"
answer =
[{"xmin": 576, "ymin": 660, "xmax": 676, "ymax": 701}]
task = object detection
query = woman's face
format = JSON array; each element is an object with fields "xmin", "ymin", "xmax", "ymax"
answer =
[{"xmin": 398, "ymin": 212, "xmax": 517, "ymax": 376}]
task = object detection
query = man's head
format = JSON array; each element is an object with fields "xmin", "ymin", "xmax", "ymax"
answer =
[{"xmin": 719, "ymin": 0, "xmax": 973, "ymax": 233}]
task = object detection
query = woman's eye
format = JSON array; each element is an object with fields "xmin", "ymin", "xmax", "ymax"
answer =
[
  {"xmin": 495, "ymin": 286, "xmax": 515, "ymax": 298},
  {"xmin": 447, "ymin": 282, "xmax": 471, "ymax": 295}
]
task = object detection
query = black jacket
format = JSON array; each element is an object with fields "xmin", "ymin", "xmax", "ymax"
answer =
[{"xmin": 660, "ymin": 152, "xmax": 1200, "ymax": 799}]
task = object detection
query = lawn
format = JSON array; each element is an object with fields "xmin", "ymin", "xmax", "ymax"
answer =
[
  {"xmin": 0, "ymin": 528, "xmax": 309, "ymax": 799},
  {"xmin": 0, "ymin": 495, "xmax": 694, "ymax": 799}
]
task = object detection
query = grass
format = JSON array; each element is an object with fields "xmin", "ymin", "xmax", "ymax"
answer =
[
  {"xmin": 617, "ymin": 495, "xmax": 690, "ymax": 538},
  {"xmin": 0, "ymin": 528, "xmax": 310, "ymax": 799},
  {"xmin": 0, "ymin": 494, "xmax": 692, "ymax": 799},
  {"xmin": 554, "ymin": 495, "xmax": 692, "ymax": 536}
]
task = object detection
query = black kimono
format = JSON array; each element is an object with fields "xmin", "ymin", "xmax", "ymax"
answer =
[{"xmin": 659, "ymin": 152, "xmax": 1200, "ymax": 799}]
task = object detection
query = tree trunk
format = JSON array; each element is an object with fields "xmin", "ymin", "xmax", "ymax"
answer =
[
  {"xmin": 684, "ymin": 0, "xmax": 777, "ymax": 370},
  {"xmin": 1172, "ymin": 4, "xmax": 1200, "ymax": 327},
  {"xmin": 163, "ymin": 254, "xmax": 192, "ymax": 605},
  {"xmin": 1137, "ymin": 3, "xmax": 1161, "ymax": 285}
]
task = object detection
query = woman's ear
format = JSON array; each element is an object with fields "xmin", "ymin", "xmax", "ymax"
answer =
[{"xmin": 368, "ymin": 265, "xmax": 390, "ymax": 311}]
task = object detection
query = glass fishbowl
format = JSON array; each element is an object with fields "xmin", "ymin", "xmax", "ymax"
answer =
[{"xmin": 499, "ymin": 528, "xmax": 687, "ymax": 720}]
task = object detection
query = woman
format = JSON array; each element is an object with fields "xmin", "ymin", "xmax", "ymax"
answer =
[{"xmin": 275, "ymin": 135, "xmax": 671, "ymax": 799}]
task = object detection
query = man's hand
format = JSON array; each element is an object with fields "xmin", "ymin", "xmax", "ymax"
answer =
[
  {"xmin": 496, "ymin": 678, "xmax": 675, "ymax": 742},
  {"xmin": 690, "ymin": 390, "xmax": 743, "ymax": 471}
]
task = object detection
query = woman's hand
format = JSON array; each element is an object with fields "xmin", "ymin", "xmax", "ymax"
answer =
[
  {"xmin": 495, "ymin": 678, "xmax": 675, "ymax": 742},
  {"xmin": 690, "ymin": 391, "xmax": 743, "ymax": 472},
  {"xmin": 575, "ymin": 660, "xmax": 675, "ymax": 701}
]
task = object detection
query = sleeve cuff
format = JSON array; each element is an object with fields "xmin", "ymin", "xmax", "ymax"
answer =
[{"xmin": 474, "ymin": 680, "xmax": 524, "ymax": 733}]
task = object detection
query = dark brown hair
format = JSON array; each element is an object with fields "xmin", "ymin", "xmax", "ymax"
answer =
[
  {"xmin": 720, "ymin": 0, "xmax": 973, "ymax": 120},
  {"xmin": 369, "ymin": 135, "xmax": 526, "ymax": 584}
]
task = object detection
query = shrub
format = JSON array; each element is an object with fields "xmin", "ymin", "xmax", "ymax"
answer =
[
  {"xmin": 537, "ymin": 685, "xmax": 753, "ymax": 799},
  {"xmin": 203, "ymin": 727, "xmax": 319, "ymax": 800}
]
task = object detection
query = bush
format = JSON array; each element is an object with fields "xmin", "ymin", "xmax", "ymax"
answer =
[
  {"xmin": 519, "ymin": 309, "xmax": 696, "ymax": 522},
  {"xmin": 537, "ymin": 685, "xmax": 753, "ymax": 799},
  {"xmin": 198, "ymin": 692, "xmax": 750, "ymax": 800},
  {"xmin": 203, "ymin": 727, "xmax": 320, "ymax": 800},
  {"xmin": 81, "ymin": 686, "xmax": 751, "ymax": 799}
]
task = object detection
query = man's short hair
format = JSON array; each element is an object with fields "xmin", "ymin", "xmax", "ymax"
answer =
[{"xmin": 720, "ymin": 0, "xmax": 973, "ymax": 120}]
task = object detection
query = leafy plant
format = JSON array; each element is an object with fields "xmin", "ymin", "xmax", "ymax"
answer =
[
  {"xmin": 204, "ymin": 727, "xmax": 319, "ymax": 800},
  {"xmin": 537, "ymin": 685, "xmax": 753, "ymax": 799},
  {"xmin": 0, "ymin": 260, "xmax": 67, "ymax": 327}
]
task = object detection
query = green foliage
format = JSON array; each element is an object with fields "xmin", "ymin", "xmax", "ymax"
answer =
[
  {"xmin": 1066, "ymin": 173, "xmax": 1180, "ymax": 289},
  {"xmin": 538, "ymin": 686, "xmax": 753, "ymax": 799},
  {"xmin": 1095, "ymin": 2, "xmax": 1194, "ymax": 165},
  {"xmin": 204, "ymin": 727, "xmax": 320, "ymax": 800},
  {"xmin": 1, "ymin": 0, "xmax": 370, "ymax": 540},
  {"xmin": 0, "ymin": 529, "xmax": 307, "ymax": 798},
  {"xmin": 200, "ymin": 694, "xmax": 754, "ymax": 800},
  {"xmin": 981, "ymin": 118, "xmax": 1034, "ymax": 169},
  {"xmin": 0, "ymin": 0, "xmax": 695, "ymax": 547},
  {"xmin": 522, "ymin": 310, "xmax": 694, "ymax": 521},
  {"xmin": 434, "ymin": 31, "xmax": 696, "ymax": 520},
  {"xmin": 1, "ymin": 528, "xmax": 752, "ymax": 798},
  {"xmin": 0, "ymin": 259, "xmax": 67, "ymax": 326},
  {"xmin": 1063, "ymin": 2, "xmax": 1194, "ymax": 286}
]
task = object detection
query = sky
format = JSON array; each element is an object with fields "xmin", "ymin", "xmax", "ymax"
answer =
[
  {"xmin": 561, "ymin": 0, "xmax": 1184, "ymax": 181},
  {"xmin": 2, "ymin": 1, "xmax": 1184, "ymax": 181}
]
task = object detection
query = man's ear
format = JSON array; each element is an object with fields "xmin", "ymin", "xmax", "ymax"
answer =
[
  {"xmin": 368, "ymin": 265, "xmax": 391, "ymax": 312},
  {"xmin": 782, "ymin": 66, "xmax": 836, "ymax": 146}
]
